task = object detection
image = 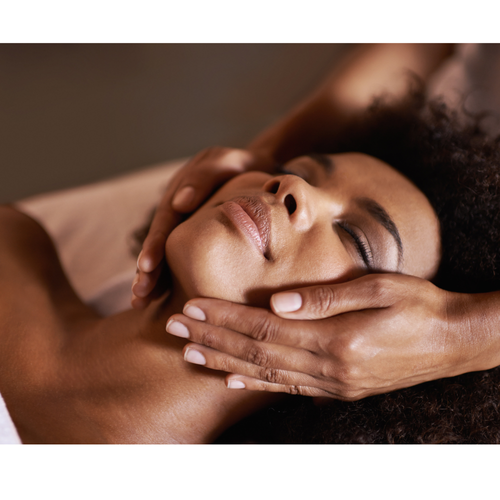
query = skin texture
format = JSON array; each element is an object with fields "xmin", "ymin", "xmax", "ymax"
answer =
[
  {"xmin": 166, "ymin": 153, "xmax": 440, "ymax": 306},
  {"xmin": 0, "ymin": 207, "xmax": 278, "ymax": 443},
  {"xmin": 133, "ymin": 44, "xmax": 479, "ymax": 402},
  {"xmin": 0, "ymin": 151, "xmax": 440, "ymax": 442}
]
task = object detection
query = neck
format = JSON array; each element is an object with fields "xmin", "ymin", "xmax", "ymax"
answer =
[
  {"xmin": 9, "ymin": 282, "xmax": 281, "ymax": 443},
  {"xmin": 136, "ymin": 282, "xmax": 282, "ymax": 443}
]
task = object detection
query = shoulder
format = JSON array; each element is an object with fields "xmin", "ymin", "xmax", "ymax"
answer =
[{"xmin": 0, "ymin": 205, "xmax": 95, "ymax": 319}]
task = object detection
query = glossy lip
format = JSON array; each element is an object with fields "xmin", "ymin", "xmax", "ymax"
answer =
[{"xmin": 221, "ymin": 196, "xmax": 271, "ymax": 259}]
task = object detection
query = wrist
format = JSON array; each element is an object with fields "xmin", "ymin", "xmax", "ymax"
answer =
[{"xmin": 446, "ymin": 291, "xmax": 500, "ymax": 374}]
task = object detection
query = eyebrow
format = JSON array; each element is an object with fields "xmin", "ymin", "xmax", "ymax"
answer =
[
  {"xmin": 355, "ymin": 197, "xmax": 404, "ymax": 269},
  {"xmin": 306, "ymin": 153, "xmax": 335, "ymax": 176}
]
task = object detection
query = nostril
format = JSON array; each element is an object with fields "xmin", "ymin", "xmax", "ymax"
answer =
[
  {"xmin": 268, "ymin": 180, "xmax": 280, "ymax": 194},
  {"xmin": 284, "ymin": 194, "xmax": 297, "ymax": 215}
]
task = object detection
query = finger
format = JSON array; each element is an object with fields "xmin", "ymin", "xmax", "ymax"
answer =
[
  {"xmin": 171, "ymin": 149, "xmax": 257, "ymax": 212},
  {"xmin": 138, "ymin": 205, "xmax": 181, "ymax": 273},
  {"xmin": 181, "ymin": 342, "xmax": 327, "ymax": 393},
  {"xmin": 166, "ymin": 313, "xmax": 325, "ymax": 376},
  {"xmin": 139, "ymin": 150, "xmax": 248, "ymax": 272},
  {"xmin": 181, "ymin": 299, "xmax": 322, "ymax": 350},
  {"xmin": 132, "ymin": 263, "xmax": 171, "ymax": 310},
  {"xmin": 224, "ymin": 375, "xmax": 333, "ymax": 398},
  {"xmin": 270, "ymin": 273, "xmax": 401, "ymax": 320},
  {"xmin": 132, "ymin": 263, "xmax": 164, "ymax": 298}
]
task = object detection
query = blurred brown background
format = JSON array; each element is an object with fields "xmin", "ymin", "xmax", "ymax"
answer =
[{"xmin": 0, "ymin": 44, "xmax": 352, "ymax": 202}]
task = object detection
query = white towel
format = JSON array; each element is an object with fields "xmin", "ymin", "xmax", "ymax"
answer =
[{"xmin": 0, "ymin": 394, "xmax": 21, "ymax": 444}]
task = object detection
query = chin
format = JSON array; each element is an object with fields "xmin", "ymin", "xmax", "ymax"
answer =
[{"xmin": 165, "ymin": 216, "xmax": 262, "ymax": 305}]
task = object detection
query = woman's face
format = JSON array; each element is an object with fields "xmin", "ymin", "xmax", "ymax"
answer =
[{"xmin": 166, "ymin": 153, "xmax": 441, "ymax": 307}]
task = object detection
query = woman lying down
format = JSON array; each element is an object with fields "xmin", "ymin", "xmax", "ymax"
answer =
[{"xmin": 2, "ymin": 90, "xmax": 500, "ymax": 443}]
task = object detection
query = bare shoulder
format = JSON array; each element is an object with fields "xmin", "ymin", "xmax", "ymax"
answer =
[{"xmin": 0, "ymin": 205, "xmax": 95, "ymax": 319}]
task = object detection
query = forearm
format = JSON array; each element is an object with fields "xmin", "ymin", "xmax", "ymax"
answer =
[{"xmin": 249, "ymin": 44, "xmax": 454, "ymax": 162}]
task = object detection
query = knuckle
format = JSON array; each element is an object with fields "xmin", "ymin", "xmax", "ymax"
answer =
[
  {"xmin": 249, "ymin": 315, "xmax": 278, "ymax": 343},
  {"xmin": 334, "ymin": 335, "xmax": 361, "ymax": 364},
  {"xmin": 246, "ymin": 345, "xmax": 269, "ymax": 367},
  {"xmin": 260, "ymin": 367, "xmax": 281, "ymax": 384},
  {"xmin": 309, "ymin": 287, "xmax": 337, "ymax": 316},
  {"xmin": 337, "ymin": 364, "xmax": 361, "ymax": 387},
  {"xmin": 338, "ymin": 390, "xmax": 362, "ymax": 402},
  {"xmin": 284, "ymin": 385, "xmax": 309, "ymax": 396},
  {"xmin": 364, "ymin": 275, "xmax": 397, "ymax": 304}
]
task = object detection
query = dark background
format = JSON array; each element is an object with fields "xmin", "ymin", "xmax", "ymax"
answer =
[{"xmin": 0, "ymin": 44, "xmax": 353, "ymax": 202}]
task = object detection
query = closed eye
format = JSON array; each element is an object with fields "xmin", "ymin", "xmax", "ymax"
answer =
[
  {"xmin": 338, "ymin": 221, "xmax": 373, "ymax": 268},
  {"xmin": 274, "ymin": 163, "xmax": 311, "ymax": 183}
]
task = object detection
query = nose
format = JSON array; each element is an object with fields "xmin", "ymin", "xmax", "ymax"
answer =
[{"xmin": 263, "ymin": 175, "xmax": 316, "ymax": 230}]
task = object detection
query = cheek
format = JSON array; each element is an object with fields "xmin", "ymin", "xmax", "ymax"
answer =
[
  {"xmin": 166, "ymin": 211, "xmax": 267, "ymax": 303},
  {"xmin": 258, "ymin": 231, "xmax": 363, "ymax": 294}
]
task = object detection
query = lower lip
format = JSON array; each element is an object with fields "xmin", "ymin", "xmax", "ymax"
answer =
[{"xmin": 221, "ymin": 201, "xmax": 264, "ymax": 255}]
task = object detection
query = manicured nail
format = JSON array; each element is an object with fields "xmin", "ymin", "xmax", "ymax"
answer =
[
  {"xmin": 166, "ymin": 320, "xmax": 190, "ymax": 339},
  {"xmin": 173, "ymin": 186, "xmax": 195, "ymax": 209},
  {"xmin": 137, "ymin": 251, "xmax": 154, "ymax": 273},
  {"xmin": 183, "ymin": 305, "xmax": 206, "ymax": 321},
  {"xmin": 184, "ymin": 348, "xmax": 206, "ymax": 365},
  {"xmin": 272, "ymin": 292, "xmax": 302, "ymax": 313},
  {"xmin": 227, "ymin": 380, "xmax": 245, "ymax": 389},
  {"xmin": 131, "ymin": 274, "xmax": 142, "ymax": 297}
]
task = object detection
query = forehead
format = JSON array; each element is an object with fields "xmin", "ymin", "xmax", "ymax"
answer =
[{"xmin": 321, "ymin": 153, "xmax": 441, "ymax": 278}]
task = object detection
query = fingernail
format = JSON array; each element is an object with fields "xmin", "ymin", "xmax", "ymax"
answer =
[
  {"xmin": 132, "ymin": 273, "xmax": 139, "ymax": 289},
  {"xmin": 173, "ymin": 186, "xmax": 195, "ymax": 209},
  {"xmin": 137, "ymin": 252, "xmax": 154, "ymax": 273},
  {"xmin": 272, "ymin": 292, "xmax": 302, "ymax": 313},
  {"xmin": 184, "ymin": 348, "xmax": 206, "ymax": 365},
  {"xmin": 166, "ymin": 320, "xmax": 190, "ymax": 338},
  {"xmin": 227, "ymin": 380, "xmax": 245, "ymax": 389},
  {"xmin": 183, "ymin": 305, "xmax": 206, "ymax": 321}
]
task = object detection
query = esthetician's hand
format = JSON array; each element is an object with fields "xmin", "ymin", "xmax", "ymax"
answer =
[
  {"xmin": 165, "ymin": 273, "xmax": 488, "ymax": 400},
  {"xmin": 132, "ymin": 147, "xmax": 276, "ymax": 309}
]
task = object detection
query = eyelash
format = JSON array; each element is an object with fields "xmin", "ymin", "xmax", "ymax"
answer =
[
  {"xmin": 275, "ymin": 164, "xmax": 372, "ymax": 267},
  {"xmin": 274, "ymin": 164, "xmax": 309, "ymax": 181},
  {"xmin": 338, "ymin": 222, "xmax": 373, "ymax": 268}
]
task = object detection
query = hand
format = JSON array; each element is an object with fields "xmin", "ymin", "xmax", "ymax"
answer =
[
  {"xmin": 132, "ymin": 146, "xmax": 276, "ymax": 309},
  {"xmin": 166, "ymin": 273, "xmax": 469, "ymax": 400}
]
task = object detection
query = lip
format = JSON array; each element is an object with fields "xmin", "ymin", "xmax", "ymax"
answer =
[{"xmin": 221, "ymin": 196, "xmax": 271, "ymax": 258}]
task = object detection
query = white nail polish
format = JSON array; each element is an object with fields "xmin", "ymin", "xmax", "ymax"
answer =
[
  {"xmin": 227, "ymin": 380, "xmax": 246, "ymax": 389},
  {"xmin": 272, "ymin": 292, "xmax": 302, "ymax": 313},
  {"xmin": 184, "ymin": 348, "xmax": 206, "ymax": 365},
  {"xmin": 183, "ymin": 305, "xmax": 206, "ymax": 321},
  {"xmin": 166, "ymin": 320, "xmax": 190, "ymax": 338}
]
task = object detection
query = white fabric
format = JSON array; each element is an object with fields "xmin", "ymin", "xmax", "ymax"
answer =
[
  {"xmin": 2, "ymin": 159, "xmax": 184, "ymax": 443},
  {"xmin": 0, "ymin": 394, "xmax": 21, "ymax": 444},
  {"xmin": 16, "ymin": 158, "xmax": 185, "ymax": 312}
]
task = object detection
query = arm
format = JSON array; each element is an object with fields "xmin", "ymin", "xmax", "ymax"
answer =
[
  {"xmin": 248, "ymin": 44, "xmax": 454, "ymax": 162},
  {"xmin": 166, "ymin": 275, "xmax": 500, "ymax": 400},
  {"xmin": 133, "ymin": 44, "xmax": 454, "ymax": 305}
]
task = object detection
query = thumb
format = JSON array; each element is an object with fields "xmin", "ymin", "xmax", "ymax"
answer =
[
  {"xmin": 270, "ymin": 274, "xmax": 398, "ymax": 320},
  {"xmin": 172, "ymin": 149, "xmax": 270, "ymax": 213}
]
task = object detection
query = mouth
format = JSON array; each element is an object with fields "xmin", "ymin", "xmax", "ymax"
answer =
[{"xmin": 221, "ymin": 196, "xmax": 271, "ymax": 259}]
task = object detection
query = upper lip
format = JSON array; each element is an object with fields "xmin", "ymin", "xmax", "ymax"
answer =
[{"xmin": 227, "ymin": 196, "xmax": 272, "ymax": 258}]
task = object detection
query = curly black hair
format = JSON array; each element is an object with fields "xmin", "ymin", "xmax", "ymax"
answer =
[{"xmin": 217, "ymin": 87, "xmax": 500, "ymax": 444}]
